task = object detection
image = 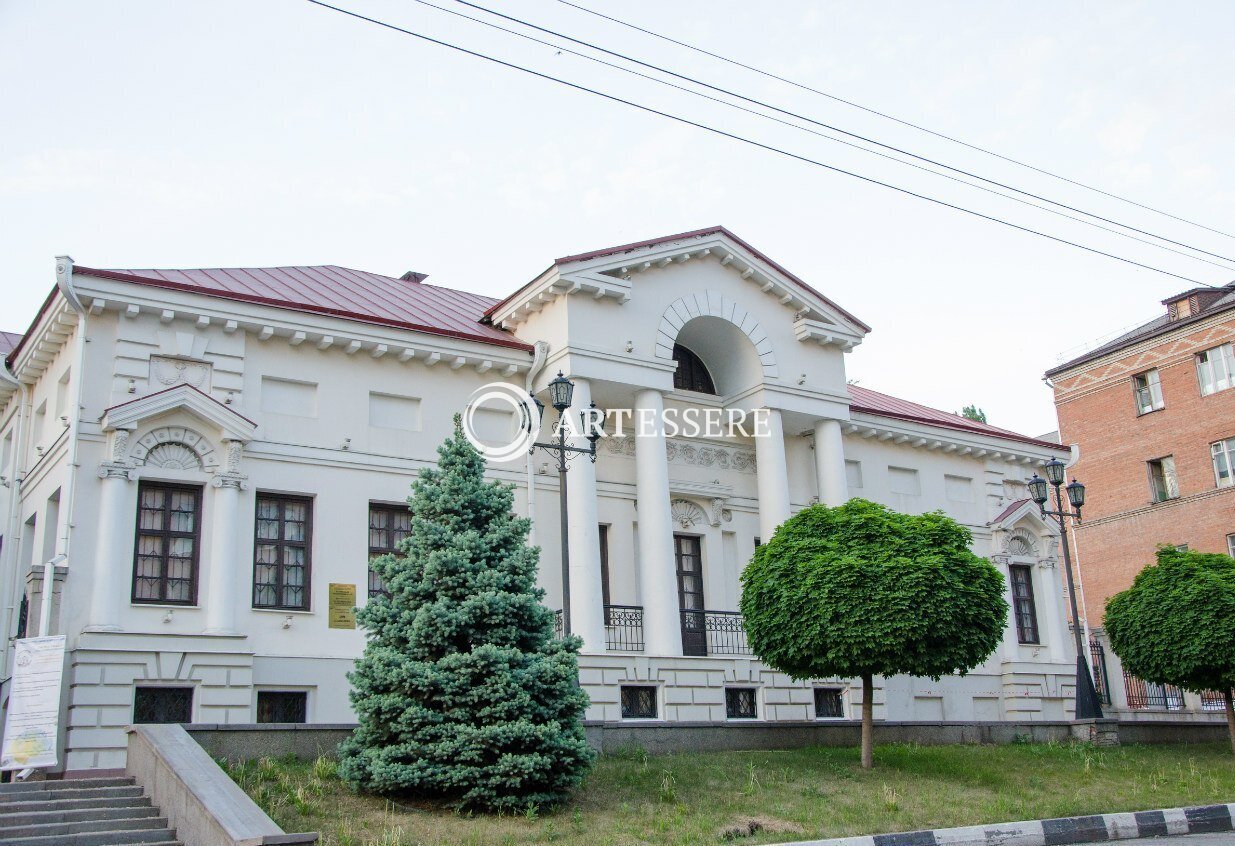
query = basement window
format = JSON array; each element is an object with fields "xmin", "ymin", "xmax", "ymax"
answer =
[
  {"xmin": 133, "ymin": 687, "xmax": 193, "ymax": 724},
  {"xmin": 257, "ymin": 691, "xmax": 308, "ymax": 724},
  {"xmin": 725, "ymin": 688, "xmax": 758, "ymax": 720},
  {"xmin": 620, "ymin": 686, "xmax": 658, "ymax": 720},
  {"xmin": 814, "ymin": 687, "xmax": 845, "ymax": 719}
]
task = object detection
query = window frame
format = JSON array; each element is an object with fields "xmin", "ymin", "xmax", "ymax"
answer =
[
  {"xmin": 725, "ymin": 687, "xmax": 759, "ymax": 720},
  {"xmin": 1211, "ymin": 438, "xmax": 1235, "ymax": 489},
  {"xmin": 1227, "ymin": 534, "xmax": 1235, "ymax": 558},
  {"xmin": 252, "ymin": 493, "xmax": 313, "ymax": 611},
  {"xmin": 256, "ymin": 690, "xmax": 309, "ymax": 724},
  {"xmin": 367, "ymin": 501, "xmax": 412, "ymax": 599},
  {"xmin": 1009, "ymin": 564, "xmax": 1040, "ymax": 645},
  {"xmin": 619, "ymin": 685, "xmax": 659, "ymax": 720},
  {"xmin": 1147, "ymin": 456, "xmax": 1179, "ymax": 503},
  {"xmin": 671, "ymin": 343, "xmax": 717, "ymax": 395},
  {"xmin": 1197, "ymin": 343, "xmax": 1235, "ymax": 396},
  {"xmin": 1132, "ymin": 368, "xmax": 1165, "ymax": 415},
  {"xmin": 131, "ymin": 480, "xmax": 203, "ymax": 606},
  {"xmin": 133, "ymin": 685, "xmax": 194, "ymax": 724},
  {"xmin": 813, "ymin": 687, "xmax": 845, "ymax": 719}
]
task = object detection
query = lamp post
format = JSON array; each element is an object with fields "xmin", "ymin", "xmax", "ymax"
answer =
[
  {"xmin": 528, "ymin": 372, "xmax": 602, "ymax": 637},
  {"xmin": 1028, "ymin": 458, "xmax": 1104, "ymax": 720}
]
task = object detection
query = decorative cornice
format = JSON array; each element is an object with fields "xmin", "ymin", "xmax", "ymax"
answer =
[{"xmin": 844, "ymin": 414, "xmax": 1065, "ymax": 465}]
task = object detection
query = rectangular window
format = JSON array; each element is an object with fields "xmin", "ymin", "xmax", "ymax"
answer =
[
  {"xmin": 134, "ymin": 687, "xmax": 193, "ymax": 724},
  {"xmin": 888, "ymin": 466, "xmax": 921, "ymax": 496},
  {"xmin": 257, "ymin": 691, "xmax": 308, "ymax": 724},
  {"xmin": 1227, "ymin": 534, "xmax": 1235, "ymax": 558},
  {"xmin": 1212, "ymin": 438, "xmax": 1235, "ymax": 489},
  {"xmin": 598, "ymin": 524, "xmax": 611, "ymax": 609},
  {"xmin": 132, "ymin": 482, "xmax": 201, "ymax": 605},
  {"xmin": 725, "ymin": 687, "xmax": 758, "ymax": 720},
  {"xmin": 254, "ymin": 494, "xmax": 312, "ymax": 610},
  {"xmin": 620, "ymin": 685, "xmax": 658, "ymax": 719},
  {"xmin": 1009, "ymin": 565, "xmax": 1040, "ymax": 644},
  {"xmin": 1148, "ymin": 456, "xmax": 1179, "ymax": 502},
  {"xmin": 1132, "ymin": 369, "xmax": 1164, "ymax": 414},
  {"xmin": 814, "ymin": 687, "xmax": 845, "ymax": 719},
  {"xmin": 368, "ymin": 503, "xmax": 411, "ymax": 598},
  {"xmin": 1197, "ymin": 344, "xmax": 1235, "ymax": 396}
]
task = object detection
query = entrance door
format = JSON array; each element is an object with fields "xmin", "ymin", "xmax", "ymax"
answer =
[{"xmin": 675, "ymin": 534, "xmax": 707, "ymax": 656}]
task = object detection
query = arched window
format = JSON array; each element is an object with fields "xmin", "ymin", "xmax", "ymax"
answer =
[{"xmin": 672, "ymin": 344, "xmax": 716, "ymax": 394}]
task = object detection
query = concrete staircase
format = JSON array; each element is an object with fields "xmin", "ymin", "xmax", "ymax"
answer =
[{"xmin": 0, "ymin": 776, "xmax": 181, "ymax": 845}]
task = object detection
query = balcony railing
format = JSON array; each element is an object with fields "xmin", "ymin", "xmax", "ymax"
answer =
[
  {"xmin": 1123, "ymin": 670, "xmax": 1184, "ymax": 710},
  {"xmin": 553, "ymin": 605, "xmax": 645, "ymax": 652},
  {"xmin": 681, "ymin": 609, "xmax": 752, "ymax": 657},
  {"xmin": 603, "ymin": 605, "xmax": 644, "ymax": 651}
]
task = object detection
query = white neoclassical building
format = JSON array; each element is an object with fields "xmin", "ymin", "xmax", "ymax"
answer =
[{"xmin": 0, "ymin": 227, "xmax": 1076, "ymax": 775}]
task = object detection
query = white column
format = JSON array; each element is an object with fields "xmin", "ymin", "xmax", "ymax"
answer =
[
  {"xmin": 813, "ymin": 418, "xmax": 848, "ymax": 507},
  {"xmin": 634, "ymin": 388, "xmax": 682, "ymax": 656},
  {"xmin": 87, "ymin": 462, "xmax": 134, "ymax": 632},
  {"xmin": 754, "ymin": 408, "xmax": 792, "ymax": 540},
  {"xmin": 564, "ymin": 379, "xmax": 607, "ymax": 653}
]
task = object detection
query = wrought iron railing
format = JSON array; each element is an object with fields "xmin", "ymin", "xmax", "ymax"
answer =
[
  {"xmin": 1201, "ymin": 690, "xmax": 1231, "ymax": 712},
  {"xmin": 1123, "ymin": 670, "xmax": 1184, "ymax": 710},
  {"xmin": 680, "ymin": 609, "xmax": 752, "ymax": 657},
  {"xmin": 603, "ymin": 605, "xmax": 644, "ymax": 651},
  {"xmin": 553, "ymin": 608, "xmax": 563, "ymax": 639},
  {"xmin": 1089, "ymin": 639, "xmax": 1111, "ymax": 706}
]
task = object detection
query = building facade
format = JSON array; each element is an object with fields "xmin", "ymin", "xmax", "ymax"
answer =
[
  {"xmin": 1047, "ymin": 282, "xmax": 1235, "ymax": 720},
  {"xmin": 1, "ymin": 228, "xmax": 1078, "ymax": 775}
]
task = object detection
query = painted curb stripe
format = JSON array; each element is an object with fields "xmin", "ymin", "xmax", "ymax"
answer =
[
  {"xmin": 1042, "ymin": 815, "xmax": 1108, "ymax": 844},
  {"xmin": 1133, "ymin": 810, "xmax": 1167, "ymax": 838},
  {"xmin": 872, "ymin": 831, "xmax": 936, "ymax": 846},
  {"xmin": 1183, "ymin": 804, "xmax": 1233, "ymax": 834}
]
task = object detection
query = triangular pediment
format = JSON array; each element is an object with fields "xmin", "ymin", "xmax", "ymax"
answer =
[{"xmin": 100, "ymin": 384, "xmax": 256, "ymax": 442}]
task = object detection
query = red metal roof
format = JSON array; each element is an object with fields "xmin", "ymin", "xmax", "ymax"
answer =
[
  {"xmin": 848, "ymin": 384, "xmax": 1063, "ymax": 450},
  {"xmin": 991, "ymin": 498, "xmax": 1032, "ymax": 524},
  {"xmin": 0, "ymin": 332, "xmax": 21, "ymax": 356},
  {"xmin": 484, "ymin": 226, "xmax": 872, "ymax": 333},
  {"xmin": 74, "ymin": 265, "xmax": 532, "ymax": 352}
]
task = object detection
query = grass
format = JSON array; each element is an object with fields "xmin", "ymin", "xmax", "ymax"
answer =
[{"xmin": 223, "ymin": 742, "xmax": 1235, "ymax": 846}]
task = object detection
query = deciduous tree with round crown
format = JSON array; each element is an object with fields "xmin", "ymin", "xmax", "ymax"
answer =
[
  {"xmin": 740, "ymin": 498, "xmax": 1008, "ymax": 769},
  {"xmin": 1105, "ymin": 545, "xmax": 1235, "ymax": 755}
]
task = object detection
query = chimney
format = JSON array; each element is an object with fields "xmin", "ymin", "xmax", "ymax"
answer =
[{"xmin": 399, "ymin": 271, "xmax": 428, "ymax": 283}]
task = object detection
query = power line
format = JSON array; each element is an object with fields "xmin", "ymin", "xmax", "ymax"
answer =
[
  {"xmin": 401, "ymin": 0, "xmax": 1235, "ymax": 275},
  {"xmin": 555, "ymin": 0, "xmax": 1235, "ymax": 244},
  {"xmin": 300, "ymin": 0, "xmax": 1209, "ymax": 285},
  {"xmin": 454, "ymin": 0, "xmax": 1235, "ymax": 271}
]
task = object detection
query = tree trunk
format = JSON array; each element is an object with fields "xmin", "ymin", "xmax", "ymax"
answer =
[
  {"xmin": 1225, "ymin": 690, "xmax": 1235, "ymax": 758},
  {"xmin": 861, "ymin": 672, "xmax": 874, "ymax": 770}
]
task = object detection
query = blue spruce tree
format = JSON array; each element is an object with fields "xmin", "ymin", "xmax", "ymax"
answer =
[{"xmin": 339, "ymin": 416, "xmax": 594, "ymax": 811}]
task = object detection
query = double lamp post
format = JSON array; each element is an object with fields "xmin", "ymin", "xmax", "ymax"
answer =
[{"xmin": 1027, "ymin": 457, "xmax": 1105, "ymax": 721}]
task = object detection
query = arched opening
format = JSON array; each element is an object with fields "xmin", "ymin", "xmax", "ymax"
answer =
[{"xmin": 672, "ymin": 344, "xmax": 716, "ymax": 394}]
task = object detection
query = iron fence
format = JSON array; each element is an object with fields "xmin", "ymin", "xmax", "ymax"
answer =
[
  {"xmin": 1089, "ymin": 639, "xmax": 1111, "ymax": 706},
  {"xmin": 681, "ymin": 609, "xmax": 752, "ymax": 656},
  {"xmin": 1122, "ymin": 669, "xmax": 1184, "ymax": 710},
  {"xmin": 1201, "ymin": 690, "xmax": 1231, "ymax": 712}
]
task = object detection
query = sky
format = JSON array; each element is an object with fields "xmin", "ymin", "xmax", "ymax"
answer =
[{"xmin": 2, "ymin": 1, "xmax": 1233, "ymax": 437}]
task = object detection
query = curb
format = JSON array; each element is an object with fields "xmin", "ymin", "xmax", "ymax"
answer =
[{"xmin": 782, "ymin": 801, "xmax": 1235, "ymax": 845}]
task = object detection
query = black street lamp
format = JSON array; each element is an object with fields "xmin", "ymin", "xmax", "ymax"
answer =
[
  {"xmin": 1028, "ymin": 466, "xmax": 1103, "ymax": 720},
  {"xmin": 528, "ymin": 372, "xmax": 602, "ymax": 638}
]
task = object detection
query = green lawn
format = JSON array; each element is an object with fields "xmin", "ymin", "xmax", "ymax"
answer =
[{"xmin": 224, "ymin": 742, "xmax": 1235, "ymax": 846}]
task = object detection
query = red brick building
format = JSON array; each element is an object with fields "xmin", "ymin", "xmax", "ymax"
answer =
[{"xmin": 1047, "ymin": 283, "xmax": 1235, "ymax": 716}]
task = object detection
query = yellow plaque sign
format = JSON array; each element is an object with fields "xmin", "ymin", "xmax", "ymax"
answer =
[{"xmin": 328, "ymin": 583, "xmax": 357, "ymax": 630}]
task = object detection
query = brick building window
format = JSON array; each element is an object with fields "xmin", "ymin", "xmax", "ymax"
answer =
[
  {"xmin": 1211, "ymin": 438, "xmax": 1235, "ymax": 489},
  {"xmin": 368, "ymin": 503, "xmax": 412, "ymax": 598},
  {"xmin": 1009, "ymin": 565, "xmax": 1040, "ymax": 644},
  {"xmin": 814, "ymin": 687, "xmax": 845, "ymax": 719},
  {"xmin": 1132, "ymin": 369, "xmax": 1164, "ymax": 414},
  {"xmin": 1227, "ymin": 534, "xmax": 1235, "ymax": 557},
  {"xmin": 725, "ymin": 688, "xmax": 758, "ymax": 719},
  {"xmin": 1147, "ymin": 457, "xmax": 1179, "ymax": 502},
  {"xmin": 254, "ymin": 494, "xmax": 312, "ymax": 610},
  {"xmin": 1197, "ymin": 344, "xmax": 1235, "ymax": 396}
]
